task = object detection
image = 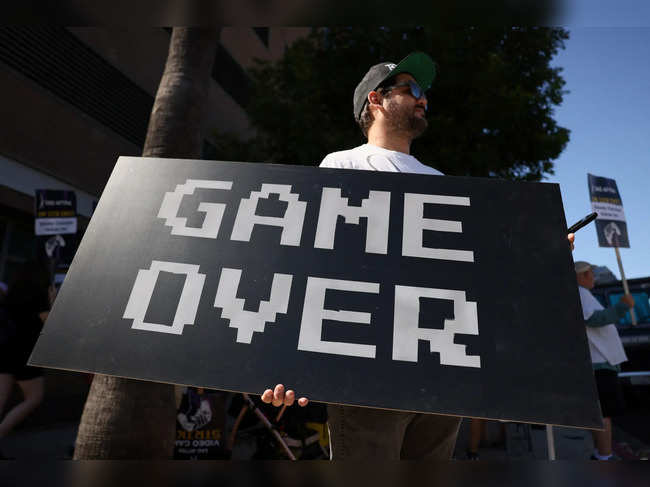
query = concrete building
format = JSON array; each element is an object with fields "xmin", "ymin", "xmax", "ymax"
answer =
[{"xmin": 0, "ymin": 27, "xmax": 308, "ymax": 283}]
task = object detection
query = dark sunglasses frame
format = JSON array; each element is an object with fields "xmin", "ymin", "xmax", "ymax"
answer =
[{"xmin": 379, "ymin": 80, "xmax": 426, "ymax": 100}]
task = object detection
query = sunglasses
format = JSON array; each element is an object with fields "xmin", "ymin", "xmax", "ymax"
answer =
[{"xmin": 380, "ymin": 80, "xmax": 427, "ymax": 101}]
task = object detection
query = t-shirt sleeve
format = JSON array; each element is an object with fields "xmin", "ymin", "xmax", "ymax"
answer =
[
  {"xmin": 319, "ymin": 154, "xmax": 335, "ymax": 168},
  {"xmin": 578, "ymin": 287, "xmax": 603, "ymax": 320},
  {"xmin": 319, "ymin": 153, "xmax": 350, "ymax": 169}
]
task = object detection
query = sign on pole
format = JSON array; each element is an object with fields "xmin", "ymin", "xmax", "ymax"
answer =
[
  {"xmin": 587, "ymin": 174, "xmax": 636, "ymax": 324},
  {"xmin": 587, "ymin": 174, "xmax": 630, "ymax": 248},
  {"xmin": 34, "ymin": 189, "xmax": 80, "ymax": 286},
  {"xmin": 35, "ymin": 189, "xmax": 77, "ymax": 236},
  {"xmin": 30, "ymin": 157, "xmax": 602, "ymax": 428},
  {"xmin": 174, "ymin": 387, "xmax": 226, "ymax": 459}
]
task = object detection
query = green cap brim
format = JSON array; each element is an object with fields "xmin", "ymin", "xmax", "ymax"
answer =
[{"xmin": 388, "ymin": 52, "xmax": 436, "ymax": 90}]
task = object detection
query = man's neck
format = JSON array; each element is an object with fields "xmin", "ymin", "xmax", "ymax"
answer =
[{"xmin": 367, "ymin": 131, "xmax": 412, "ymax": 155}]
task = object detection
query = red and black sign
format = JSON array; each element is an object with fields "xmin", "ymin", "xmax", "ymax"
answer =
[{"xmin": 31, "ymin": 157, "xmax": 601, "ymax": 428}]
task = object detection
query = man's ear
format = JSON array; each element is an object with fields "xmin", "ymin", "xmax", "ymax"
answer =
[{"xmin": 368, "ymin": 90, "xmax": 381, "ymax": 107}]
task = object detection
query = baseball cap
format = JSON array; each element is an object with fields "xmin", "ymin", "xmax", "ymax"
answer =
[
  {"xmin": 353, "ymin": 51, "xmax": 436, "ymax": 120},
  {"xmin": 574, "ymin": 261, "xmax": 592, "ymax": 273}
]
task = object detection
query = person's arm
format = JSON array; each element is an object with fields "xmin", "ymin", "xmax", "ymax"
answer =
[
  {"xmin": 36, "ymin": 285, "xmax": 55, "ymax": 324},
  {"xmin": 586, "ymin": 300, "xmax": 632, "ymax": 328}
]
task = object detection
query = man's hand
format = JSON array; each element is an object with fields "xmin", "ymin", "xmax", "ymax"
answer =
[
  {"xmin": 621, "ymin": 294, "xmax": 635, "ymax": 308},
  {"xmin": 568, "ymin": 233, "xmax": 575, "ymax": 251},
  {"xmin": 261, "ymin": 384, "xmax": 309, "ymax": 407}
]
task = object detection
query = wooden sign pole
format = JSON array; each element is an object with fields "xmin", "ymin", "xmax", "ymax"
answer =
[
  {"xmin": 614, "ymin": 246, "xmax": 637, "ymax": 326},
  {"xmin": 546, "ymin": 425, "xmax": 556, "ymax": 460}
]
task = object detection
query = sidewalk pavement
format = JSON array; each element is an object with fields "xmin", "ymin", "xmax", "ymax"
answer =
[
  {"xmin": 452, "ymin": 418, "xmax": 650, "ymax": 461},
  {"xmin": 1, "ymin": 421, "xmax": 77, "ymax": 460},
  {"xmin": 2, "ymin": 417, "xmax": 648, "ymax": 460}
]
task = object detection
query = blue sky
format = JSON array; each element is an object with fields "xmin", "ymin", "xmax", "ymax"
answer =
[{"xmin": 547, "ymin": 27, "xmax": 650, "ymax": 279}]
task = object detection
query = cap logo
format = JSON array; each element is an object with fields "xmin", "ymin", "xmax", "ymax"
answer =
[{"xmin": 385, "ymin": 63, "xmax": 396, "ymax": 70}]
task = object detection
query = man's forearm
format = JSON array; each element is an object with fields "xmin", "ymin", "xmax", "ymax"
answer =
[{"xmin": 585, "ymin": 301, "xmax": 629, "ymax": 327}]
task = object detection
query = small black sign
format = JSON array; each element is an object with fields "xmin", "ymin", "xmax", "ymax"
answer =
[
  {"xmin": 34, "ymin": 189, "xmax": 77, "ymax": 235},
  {"xmin": 34, "ymin": 189, "xmax": 80, "ymax": 274},
  {"xmin": 30, "ymin": 157, "xmax": 600, "ymax": 428},
  {"xmin": 588, "ymin": 174, "xmax": 630, "ymax": 248}
]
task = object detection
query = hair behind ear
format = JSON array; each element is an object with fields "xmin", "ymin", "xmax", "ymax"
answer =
[{"xmin": 356, "ymin": 103, "xmax": 374, "ymax": 138}]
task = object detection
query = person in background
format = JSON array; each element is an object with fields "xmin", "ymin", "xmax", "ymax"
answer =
[
  {"xmin": 575, "ymin": 260, "xmax": 634, "ymax": 461},
  {"xmin": 0, "ymin": 261, "xmax": 53, "ymax": 454},
  {"xmin": 466, "ymin": 418, "xmax": 506, "ymax": 460}
]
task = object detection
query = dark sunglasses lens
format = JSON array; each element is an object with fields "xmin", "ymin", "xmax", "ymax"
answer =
[{"xmin": 409, "ymin": 81, "xmax": 423, "ymax": 99}]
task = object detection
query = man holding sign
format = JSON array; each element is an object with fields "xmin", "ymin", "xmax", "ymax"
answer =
[
  {"xmin": 575, "ymin": 260, "xmax": 634, "ymax": 461},
  {"xmin": 261, "ymin": 52, "xmax": 576, "ymax": 459}
]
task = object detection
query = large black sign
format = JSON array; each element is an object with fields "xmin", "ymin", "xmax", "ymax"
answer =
[{"xmin": 31, "ymin": 157, "xmax": 601, "ymax": 428}]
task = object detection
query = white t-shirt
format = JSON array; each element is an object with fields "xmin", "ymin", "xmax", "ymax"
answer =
[
  {"xmin": 320, "ymin": 143, "xmax": 443, "ymax": 175},
  {"xmin": 578, "ymin": 286, "xmax": 628, "ymax": 366}
]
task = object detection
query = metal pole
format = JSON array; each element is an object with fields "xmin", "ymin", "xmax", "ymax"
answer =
[
  {"xmin": 546, "ymin": 425, "xmax": 556, "ymax": 460},
  {"xmin": 242, "ymin": 393, "xmax": 296, "ymax": 460},
  {"xmin": 614, "ymin": 246, "xmax": 637, "ymax": 325},
  {"xmin": 618, "ymin": 371, "xmax": 650, "ymax": 378}
]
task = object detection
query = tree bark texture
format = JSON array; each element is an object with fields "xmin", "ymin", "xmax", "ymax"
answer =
[
  {"xmin": 73, "ymin": 375, "xmax": 176, "ymax": 459},
  {"xmin": 143, "ymin": 27, "xmax": 221, "ymax": 158},
  {"xmin": 74, "ymin": 27, "xmax": 220, "ymax": 459}
]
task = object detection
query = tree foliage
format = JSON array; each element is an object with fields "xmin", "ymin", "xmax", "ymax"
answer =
[{"xmin": 215, "ymin": 27, "xmax": 570, "ymax": 181}]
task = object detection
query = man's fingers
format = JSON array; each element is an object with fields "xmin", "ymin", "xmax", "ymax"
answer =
[
  {"xmin": 261, "ymin": 384, "xmax": 308, "ymax": 407},
  {"xmin": 272, "ymin": 384, "xmax": 285, "ymax": 407},
  {"xmin": 284, "ymin": 389, "xmax": 296, "ymax": 406},
  {"xmin": 261, "ymin": 389, "xmax": 274, "ymax": 404},
  {"xmin": 568, "ymin": 233, "xmax": 575, "ymax": 251}
]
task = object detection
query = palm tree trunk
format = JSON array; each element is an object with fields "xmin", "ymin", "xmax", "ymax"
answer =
[
  {"xmin": 142, "ymin": 27, "xmax": 220, "ymax": 158},
  {"xmin": 74, "ymin": 27, "xmax": 220, "ymax": 459}
]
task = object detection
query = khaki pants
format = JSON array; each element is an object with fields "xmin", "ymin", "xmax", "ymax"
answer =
[{"xmin": 327, "ymin": 404, "xmax": 461, "ymax": 460}]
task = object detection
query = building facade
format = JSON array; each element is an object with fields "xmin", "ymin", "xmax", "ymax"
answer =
[{"xmin": 0, "ymin": 27, "xmax": 308, "ymax": 283}]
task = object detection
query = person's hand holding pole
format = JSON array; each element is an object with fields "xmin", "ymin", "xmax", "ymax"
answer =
[
  {"xmin": 614, "ymin": 245, "xmax": 637, "ymax": 325},
  {"xmin": 621, "ymin": 294, "xmax": 635, "ymax": 309}
]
